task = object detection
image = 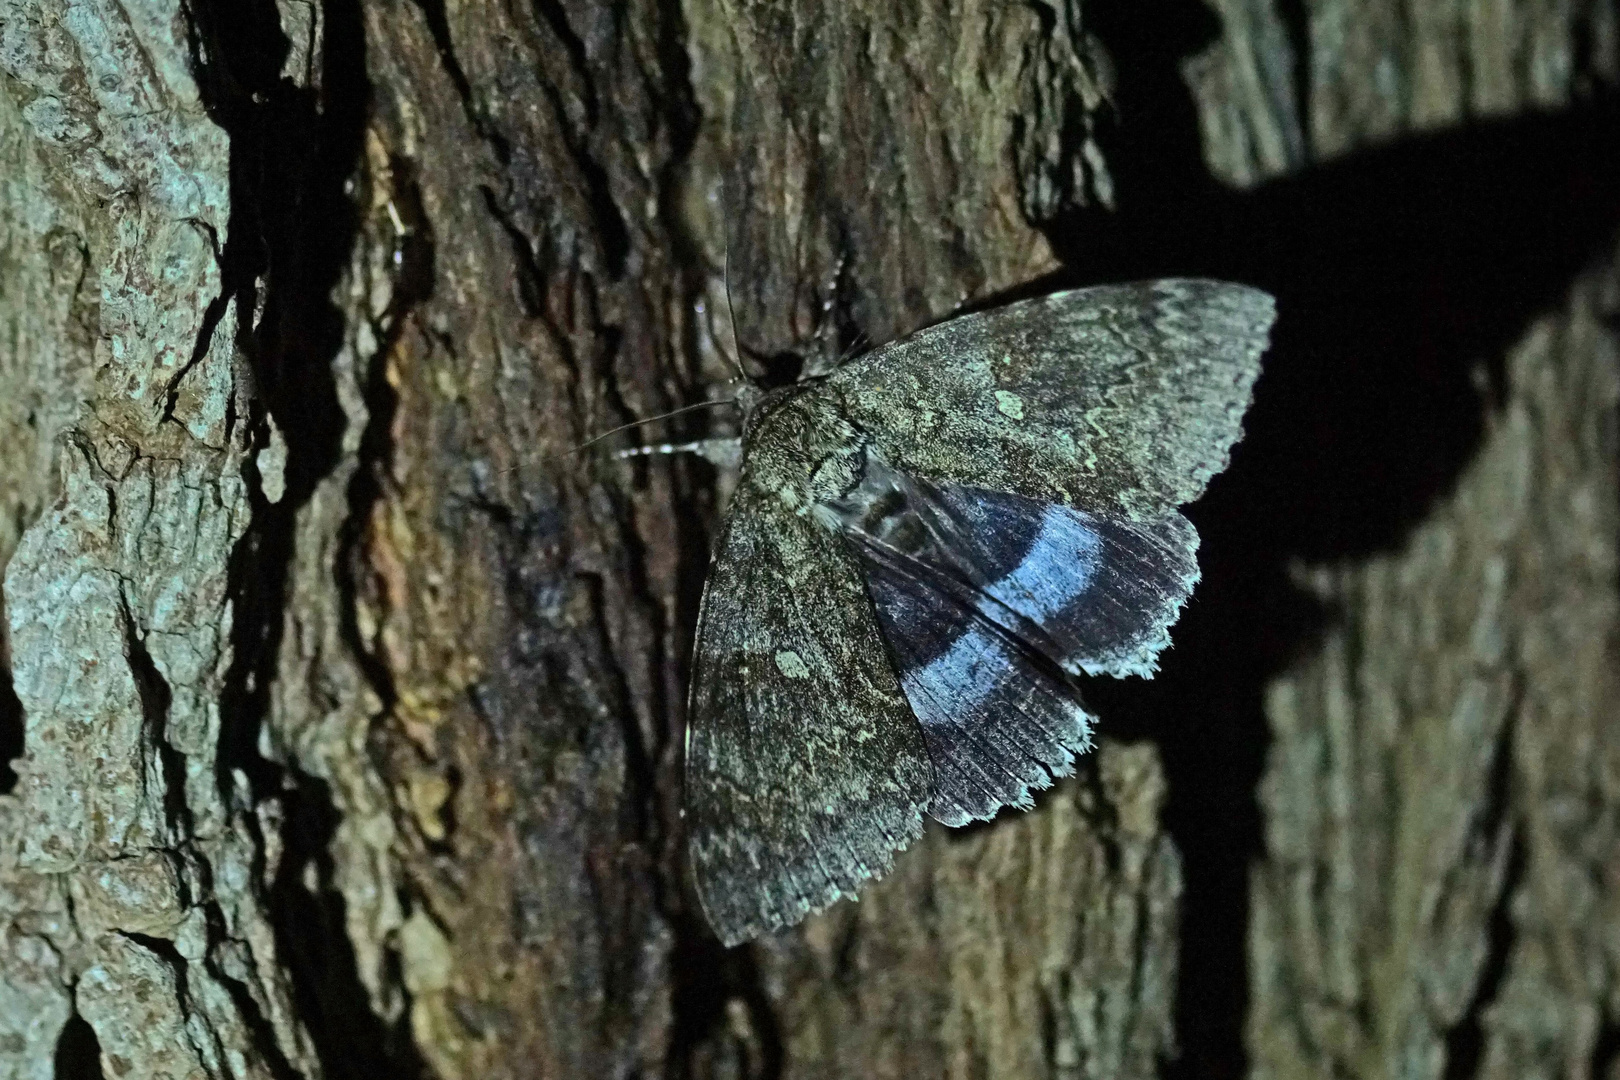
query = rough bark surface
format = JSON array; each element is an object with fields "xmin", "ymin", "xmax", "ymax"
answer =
[
  {"xmin": 0, "ymin": 2, "xmax": 1615, "ymax": 1080},
  {"xmin": 0, "ymin": 3, "xmax": 318, "ymax": 1078}
]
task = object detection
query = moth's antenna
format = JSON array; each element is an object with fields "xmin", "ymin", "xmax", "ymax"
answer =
[
  {"xmin": 614, "ymin": 439, "xmax": 711, "ymax": 458},
  {"xmin": 714, "ymin": 204, "xmax": 749, "ymax": 383},
  {"xmin": 572, "ymin": 397, "xmax": 734, "ymax": 455},
  {"xmin": 838, "ymin": 328, "xmax": 872, "ymax": 364}
]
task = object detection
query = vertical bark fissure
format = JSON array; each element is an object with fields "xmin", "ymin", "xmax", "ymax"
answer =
[
  {"xmin": 117, "ymin": 591, "xmax": 188, "ymax": 837},
  {"xmin": 52, "ymin": 1008, "xmax": 107, "ymax": 1080},
  {"xmin": 1439, "ymin": 830, "xmax": 1524, "ymax": 1080},
  {"xmin": 187, "ymin": 0, "xmax": 423, "ymax": 1075},
  {"xmin": 0, "ymin": 666, "xmax": 19, "ymax": 794}
]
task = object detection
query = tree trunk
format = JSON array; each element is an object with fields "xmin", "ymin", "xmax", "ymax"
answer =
[{"xmin": 0, "ymin": 2, "xmax": 1614, "ymax": 1080}]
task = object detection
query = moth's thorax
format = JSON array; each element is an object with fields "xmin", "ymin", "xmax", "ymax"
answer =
[
  {"xmin": 744, "ymin": 389, "xmax": 946, "ymax": 552},
  {"xmin": 741, "ymin": 388, "xmax": 867, "ymax": 520},
  {"xmin": 735, "ymin": 380, "xmax": 804, "ymax": 438}
]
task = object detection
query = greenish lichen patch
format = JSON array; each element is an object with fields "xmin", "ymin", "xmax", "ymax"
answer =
[
  {"xmin": 994, "ymin": 390, "xmax": 1026, "ymax": 420},
  {"xmin": 774, "ymin": 649, "xmax": 811, "ymax": 679}
]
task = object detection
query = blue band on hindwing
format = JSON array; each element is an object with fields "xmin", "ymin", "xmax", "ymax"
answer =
[{"xmin": 980, "ymin": 503, "xmax": 1102, "ymax": 631}]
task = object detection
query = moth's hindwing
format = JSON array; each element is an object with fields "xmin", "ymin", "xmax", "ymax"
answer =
[
  {"xmin": 827, "ymin": 279, "xmax": 1275, "ymax": 519},
  {"xmin": 841, "ymin": 473, "xmax": 1198, "ymax": 825},
  {"xmin": 684, "ymin": 477, "xmax": 931, "ymax": 947},
  {"xmin": 857, "ymin": 533, "xmax": 1095, "ymax": 826}
]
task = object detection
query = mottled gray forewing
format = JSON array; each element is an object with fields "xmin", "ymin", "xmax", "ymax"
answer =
[
  {"xmin": 827, "ymin": 279, "xmax": 1275, "ymax": 519},
  {"xmin": 685, "ymin": 483, "xmax": 931, "ymax": 946}
]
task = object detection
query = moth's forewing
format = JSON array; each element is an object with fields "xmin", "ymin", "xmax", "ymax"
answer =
[
  {"xmin": 684, "ymin": 396, "xmax": 931, "ymax": 947},
  {"xmin": 827, "ymin": 279, "xmax": 1275, "ymax": 520}
]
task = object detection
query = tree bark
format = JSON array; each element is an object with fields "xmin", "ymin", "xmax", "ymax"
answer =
[
  {"xmin": 0, "ymin": 2, "xmax": 1614, "ymax": 1080},
  {"xmin": 1189, "ymin": 4, "xmax": 1620, "ymax": 1078}
]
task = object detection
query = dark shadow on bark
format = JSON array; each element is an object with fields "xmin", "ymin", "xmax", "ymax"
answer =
[
  {"xmin": 664, "ymin": 923, "xmax": 785, "ymax": 1080},
  {"xmin": 1054, "ymin": 4, "xmax": 1620, "ymax": 1076},
  {"xmin": 52, "ymin": 1010, "xmax": 105, "ymax": 1080},
  {"xmin": 271, "ymin": 771, "xmax": 428, "ymax": 1080},
  {"xmin": 187, "ymin": 0, "xmax": 428, "ymax": 1076},
  {"xmin": 0, "ymin": 664, "xmax": 21, "ymax": 794},
  {"xmin": 1592, "ymin": 1018, "xmax": 1620, "ymax": 1080}
]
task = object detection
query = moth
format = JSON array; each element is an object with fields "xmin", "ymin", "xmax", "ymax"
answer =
[{"xmin": 678, "ymin": 279, "xmax": 1275, "ymax": 946}]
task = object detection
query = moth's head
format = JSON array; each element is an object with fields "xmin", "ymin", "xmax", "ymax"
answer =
[
  {"xmin": 714, "ymin": 331, "xmax": 794, "ymax": 434},
  {"xmin": 732, "ymin": 379, "xmax": 764, "ymax": 416},
  {"xmin": 733, "ymin": 379, "xmax": 814, "ymax": 444}
]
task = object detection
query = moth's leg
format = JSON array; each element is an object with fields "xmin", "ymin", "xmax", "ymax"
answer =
[
  {"xmin": 800, "ymin": 252, "xmax": 863, "ymax": 378},
  {"xmin": 615, "ymin": 437, "xmax": 742, "ymax": 468}
]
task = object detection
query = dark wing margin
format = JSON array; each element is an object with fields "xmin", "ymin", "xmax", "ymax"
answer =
[
  {"xmin": 684, "ymin": 485, "xmax": 931, "ymax": 947},
  {"xmin": 828, "ymin": 279, "xmax": 1275, "ymax": 520}
]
